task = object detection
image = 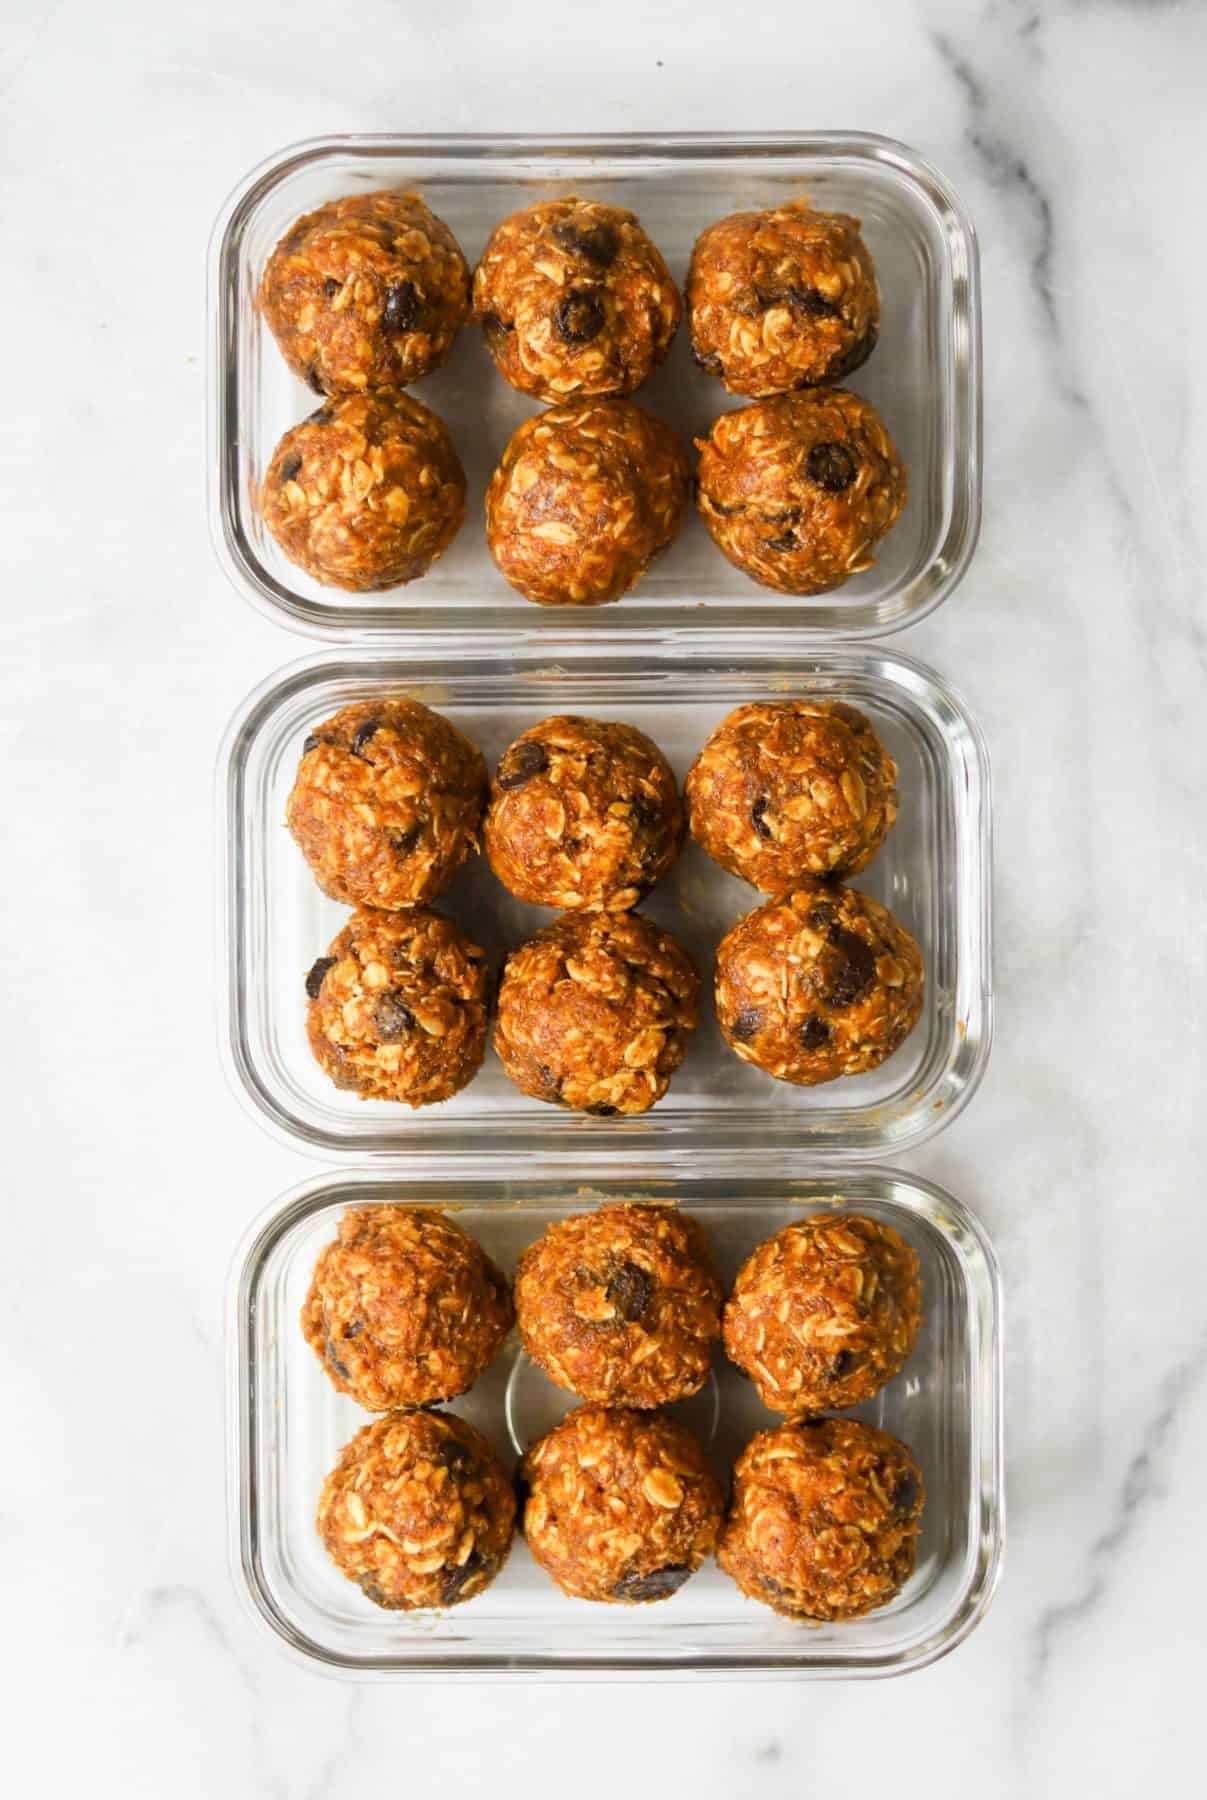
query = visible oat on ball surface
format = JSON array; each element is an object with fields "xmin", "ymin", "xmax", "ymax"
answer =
[
  {"xmin": 485, "ymin": 715, "xmax": 683, "ymax": 911},
  {"xmin": 318, "ymin": 1409, "xmax": 516, "ymax": 1610},
  {"xmin": 715, "ymin": 880, "xmax": 924, "ymax": 1086},
  {"xmin": 304, "ymin": 908, "xmax": 490, "ymax": 1106},
  {"xmin": 686, "ymin": 699, "xmax": 898, "ymax": 890},
  {"xmin": 717, "ymin": 1416, "xmax": 923, "ymax": 1620},
  {"xmin": 688, "ymin": 201, "xmax": 880, "ymax": 396},
  {"xmin": 723, "ymin": 1212, "xmax": 922, "ymax": 1415},
  {"xmin": 473, "ymin": 197, "xmax": 681, "ymax": 401},
  {"xmin": 695, "ymin": 388, "xmax": 907, "ymax": 596},
  {"xmin": 514, "ymin": 1203, "xmax": 722, "ymax": 1407},
  {"xmin": 259, "ymin": 190, "xmax": 471, "ymax": 394},
  {"xmin": 521, "ymin": 1406, "xmax": 724, "ymax": 1603},
  {"xmin": 302, "ymin": 1206, "xmax": 512, "ymax": 1409},
  {"xmin": 287, "ymin": 698, "xmax": 486, "ymax": 909},
  {"xmin": 260, "ymin": 390, "xmax": 466, "ymax": 591},
  {"xmin": 485, "ymin": 398, "xmax": 690, "ymax": 606},
  {"xmin": 494, "ymin": 911, "xmax": 699, "ymax": 1116}
]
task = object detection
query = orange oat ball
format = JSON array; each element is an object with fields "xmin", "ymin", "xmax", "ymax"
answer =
[
  {"xmin": 688, "ymin": 201, "xmax": 879, "ymax": 396},
  {"xmin": 723, "ymin": 1213, "xmax": 922, "ymax": 1414},
  {"xmin": 302, "ymin": 1206, "xmax": 512, "ymax": 1409},
  {"xmin": 718, "ymin": 1417, "xmax": 924, "ymax": 1620}
]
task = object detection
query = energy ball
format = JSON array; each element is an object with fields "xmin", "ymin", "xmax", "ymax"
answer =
[
  {"xmin": 472, "ymin": 196, "xmax": 681, "ymax": 401},
  {"xmin": 685, "ymin": 699, "xmax": 897, "ymax": 890},
  {"xmin": 520, "ymin": 1406, "xmax": 724, "ymax": 1603},
  {"xmin": 260, "ymin": 390, "xmax": 466, "ymax": 591},
  {"xmin": 717, "ymin": 1417, "xmax": 923, "ymax": 1620},
  {"xmin": 688, "ymin": 202, "xmax": 879, "ymax": 396},
  {"xmin": 302, "ymin": 1206, "xmax": 512, "ymax": 1409},
  {"xmin": 317, "ymin": 1410, "xmax": 516, "ymax": 1611},
  {"xmin": 716, "ymin": 882, "xmax": 924, "ymax": 1086},
  {"xmin": 304, "ymin": 908, "xmax": 490, "ymax": 1107},
  {"xmin": 484, "ymin": 715, "xmax": 683, "ymax": 911},
  {"xmin": 723, "ymin": 1213, "xmax": 922, "ymax": 1415},
  {"xmin": 695, "ymin": 389, "xmax": 907, "ymax": 596},
  {"xmin": 514, "ymin": 1204, "xmax": 722, "ymax": 1407},
  {"xmin": 485, "ymin": 399, "xmax": 690, "ymax": 606},
  {"xmin": 494, "ymin": 912, "xmax": 699, "ymax": 1116},
  {"xmin": 287, "ymin": 698, "xmax": 486, "ymax": 910},
  {"xmin": 258, "ymin": 190, "xmax": 470, "ymax": 395}
]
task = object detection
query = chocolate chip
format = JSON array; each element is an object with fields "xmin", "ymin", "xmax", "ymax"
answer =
[
  {"xmin": 751, "ymin": 797, "xmax": 773, "ymax": 839},
  {"xmin": 325, "ymin": 1340, "xmax": 350, "ymax": 1380},
  {"xmin": 344, "ymin": 1319, "xmax": 364, "ymax": 1340},
  {"xmin": 554, "ymin": 288, "xmax": 605, "ymax": 345},
  {"xmin": 552, "ymin": 219, "xmax": 618, "ymax": 267},
  {"xmin": 605, "ymin": 1260, "xmax": 654, "ymax": 1324},
  {"xmin": 765, "ymin": 531, "xmax": 799, "ymax": 553},
  {"xmin": 280, "ymin": 452, "xmax": 303, "ymax": 483},
  {"xmin": 382, "ymin": 280, "xmax": 422, "ymax": 333},
  {"xmin": 828, "ymin": 320, "xmax": 879, "ymax": 380},
  {"xmin": 305, "ymin": 956, "xmax": 337, "ymax": 1000},
  {"xmin": 323, "ymin": 277, "xmax": 340, "ymax": 299},
  {"xmin": 351, "ymin": 717, "xmax": 385, "ymax": 759},
  {"xmin": 892, "ymin": 1470, "xmax": 919, "ymax": 1516},
  {"xmin": 821, "ymin": 926, "xmax": 877, "ymax": 1008},
  {"xmin": 374, "ymin": 993, "xmax": 416, "ymax": 1040},
  {"xmin": 799, "ymin": 1014, "xmax": 830, "ymax": 1050},
  {"xmin": 496, "ymin": 740, "xmax": 549, "ymax": 789},
  {"xmin": 613, "ymin": 1564, "xmax": 692, "ymax": 1602},
  {"xmin": 692, "ymin": 343, "xmax": 724, "ymax": 376},
  {"xmin": 305, "ymin": 365, "xmax": 326, "ymax": 395},
  {"xmin": 730, "ymin": 1006, "xmax": 763, "ymax": 1042},
  {"xmin": 536, "ymin": 1063, "xmax": 563, "ymax": 1102},
  {"xmin": 302, "ymin": 733, "xmax": 324, "ymax": 756},
  {"xmin": 388, "ymin": 823, "xmax": 422, "ymax": 855},
  {"xmin": 585, "ymin": 1102, "xmax": 619, "ymax": 1117},
  {"xmin": 307, "ymin": 404, "xmax": 333, "ymax": 426},
  {"xmin": 787, "ymin": 284, "xmax": 841, "ymax": 319},
  {"xmin": 807, "ymin": 903, "xmax": 836, "ymax": 931},
  {"xmin": 481, "ymin": 310, "xmax": 512, "ymax": 338},
  {"xmin": 830, "ymin": 1348, "xmax": 854, "ymax": 1377},
  {"xmin": 805, "ymin": 441, "xmax": 858, "ymax": 493},
  {"xmin": 436, "ymin": 1439, "xmax": 474, "ymax": 1473},
  {"xmin": 439, "ymin": 1550, "xmax": 485, "ymax": 1606}
]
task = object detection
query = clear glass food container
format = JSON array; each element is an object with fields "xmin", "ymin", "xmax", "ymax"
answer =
[
  {"xmin": 227, "ymin": 1163, "xmax": 1003, "ymax": 1677},
  {"xmin": 208, "ymin": 132, "xmax": 981, "ymax": 640},
  {"xmin": 218, "ymin": 634, "xmax": 991, "ymax": 1161}
]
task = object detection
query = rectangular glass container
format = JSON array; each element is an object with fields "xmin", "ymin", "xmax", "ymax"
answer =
[
  {"xmin": 228, "ymin": 1164, "xmax": 1002, "ymax": 1677},
  {"xmin": 218, "ymin": 635, "xmax": 991, "ymax": 1162},
  {"xmin": 209, "ymin": 132, "xmax": 981, "ymax": 640}
]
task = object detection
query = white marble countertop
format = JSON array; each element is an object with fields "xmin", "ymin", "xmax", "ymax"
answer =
[{"xmin": 6, "ymin": 0, "xmax": 1204, "ymax": 1792}]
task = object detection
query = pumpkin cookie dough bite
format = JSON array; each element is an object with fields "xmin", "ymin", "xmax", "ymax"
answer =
[
  {"xmin": 695, "ymin": 389, "xmax": 907, "ymax": 596},
  {"xmin": 287, "ymin": 698, "xmax": 486, "ymax": 910},
  {"xmin": 302, "ymin": 1206, "xmax": 512, "ymax": 1409},
  {"xmin": 520, "ymin": 1406, "xmax": 724, "ymax": 1603},
  {"xmin": 260, "ymin": 390, "xmax": 466, "ymax": 591},
  {"xmin": 494, "ymin": 912, "xmax": 699, "ymax": 1116},
  {"xmin": 723, "ymin": 1213, "xmax": 922, "ymax": 1415},
  {"xmin": 304, "ymin": 908, "xmax": 490, "ymax": 1106},
  {"xmin": 472, "ymin": 197, "xmax": 681, "ymax": 401},
  {"xmin": 485, "ymin": 399, "xmax": 690, "ymax": 607},
  {"xmin": 685, "ymin": 699, "xmax": 897, "ymax": 890},
  {"xmin": 688, "ymin": 201, "xmax": 879, "ymax": 396},
  {"xmin": 485, "ymin": 715, "xmax": 683, "ymax": 911},
  {"xmin": 258, "ymin": 190, "xmax": 470, "ymax": 395},
  {"xmin": 318, "ymin": 1410, "xmax": 516, "ymax": 1611},
  {"xmin": 514, "ymin": 1204, "xmax": 722, "ymax": 1407},
  {"xmin": 715, "ymin": 882, "xmax": 924, "ymax": 1087},
  {"xmin": 718, "ymin": 1417, "xmax": 923, "ymax": 1620}
]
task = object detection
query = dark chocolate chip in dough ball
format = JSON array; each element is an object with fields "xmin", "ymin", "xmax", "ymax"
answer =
[
  {"xmin": 473, "ymin": 196, "xmax": 681, "ymax": 401},
  {"xmin": 695, "ymin": 389, "xmax": 907, "ymax": 597}
]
